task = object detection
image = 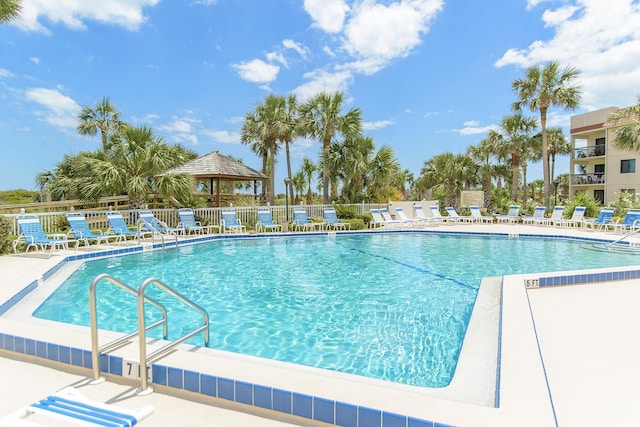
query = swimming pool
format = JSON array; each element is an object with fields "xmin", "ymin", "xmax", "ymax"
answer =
[{"xmin": 32, "ymin": 232, "xmax": 640, "ymax": 389}]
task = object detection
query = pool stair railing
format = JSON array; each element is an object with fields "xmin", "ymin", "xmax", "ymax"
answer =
[
  {"xmin": 89, "ymin": 273, "xmax": 210, "ymax": 395},
  {"xmin": 605, "ymin": 226, "xmax": 640, "ymax": 253}
]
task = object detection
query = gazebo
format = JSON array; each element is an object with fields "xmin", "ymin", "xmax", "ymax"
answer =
[{"xmin": 160, "ymin": 150, "xmax": 268, "ymax": 207}]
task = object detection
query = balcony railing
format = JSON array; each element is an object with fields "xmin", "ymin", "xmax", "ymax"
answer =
[
  {"xmin": 571, "ymin": 173, "xmax": 605, "ymax": 185},
  {"xmin": 575, "ymin": 146, "xmax": 605, "ymax": 159}
]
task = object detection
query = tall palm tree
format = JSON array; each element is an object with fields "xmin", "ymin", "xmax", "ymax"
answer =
[
  {"xmin": 546, "ymin": 127, "xmax": 571, "ymax": 184},
  {"xmin": 77, "ymin": 96, "xmax": 127, "ymax": 162},
  {"xmin": 301, "ymin": 157, "xmax": 316, "ymax": 204},
  {"xmin": 299, "ymin": 91, "xmax": 362, "ymax": 204},
  {"xmin": 281, "ymin": 94, "xmax": 299, "ymax": 202},
  {"xmin": 420, "ymin": 152, "xmax": 475, "ymax": 208},
  {"xmin": 0, "ymin": 0, "xmax": 21, "ymax": 23},
  {"xmin": 467, "ymin": 138, "xmax": 502, "ymax": 209},
  {"xmin": 488, "ymin": 113, "xmax": 538, "ymax": 202},
  {"xmin": 607, "ymin": 96, "xmax": 640, "ymax": 152},
  {"xmin": 520, "ymin": 135, "xmax": 542, "ymax": 205},
  {"xmin": 512, "ymin": 61, "xmax": 582, "ymax": 208},
  {"xmin": 291, "ymin": 171, "xmax": 306, "ymax": 204}
]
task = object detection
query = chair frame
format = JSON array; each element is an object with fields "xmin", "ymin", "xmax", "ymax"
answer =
[
  {"xmin": 256, "ymin": 210, "xmax": 282, "ymax": 233},
  {"xmin": 66, "ymin": 212, "xmax": 119, "ymax": 247},
  {"xmin": 13, "ymin": 215, "xmax": 77, "ymax": 254},
  {"xmin": 323, "ymin": 208, "xmax": 350, "ymax": 230},
  {"xmin": 177, "ymin": 208, "xmax": 219, "ymax": 235},
  {"xmin": 292, "ymin": 209, "xmax": 321, "ymax": 232},
  {"xmin": 221, "ymin": 210, "xmax": 247, "ymax": 234}
]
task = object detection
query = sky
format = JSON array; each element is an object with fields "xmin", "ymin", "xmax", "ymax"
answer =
[{"xmin": 1, "ymin": 0, "xmax": 639, "ymax": 193}]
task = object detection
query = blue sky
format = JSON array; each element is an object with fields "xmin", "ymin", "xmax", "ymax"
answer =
[{"xmin": 1, "ymin": 0, "xmax": 639, "ymax": 193}]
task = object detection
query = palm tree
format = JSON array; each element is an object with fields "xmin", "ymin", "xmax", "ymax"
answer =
[
  {"xmin": 301, "ymin": 157, "xmax": 316, "ymax": 204},
  {"xmin": 546, "ymin": 127, "xmax": 571, "ymax": 184},
  {"xmin": 512, "ymin": 61, "xmax": 582, "ymax": 208},
  {"xmin": 467, "ymin": 138, "xmax": 502, "ymax": 209},
  {"xmin": 77, "ymin": 96, "xmax": 127, "ymax": 162},
  {"xmin": 281, "ymin": 94, "xmax": 299, "ymax": 202},
  {"xmin": 299, "ymin": 91, "xmax": 362, "ymax": 204},
  {"xmin": 607, "ymin": 96, "xmax": 640, "ymax": 152},
  {"xmin": 420, "ymin": 152, "xmax": 475, "ymax": 208},
  {"xmin": 488, "ymin": 113, "xmax": 538, "ymax": 202},
  {"xmin": 291, "ymin": 171, "xmax": 306, "ymax": 204},
  {"xmin": 520, "ymin": 135, "xmax": 542, "ymax": 205},
  {"xmin": 0, "ymin": 0, "xmax": 21, "ymax": 23}
]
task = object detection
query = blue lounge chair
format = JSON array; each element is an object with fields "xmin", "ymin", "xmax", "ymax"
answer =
[
  {"xmin": 323, "ymin": 208, "xmax": 350, "ymax": 230},
  {"xmin": 522, "ymin": 206, "xmax": 547, "ymax": 225},
  {"xmin": 138, "ymin": 210, "xmax": 179, "ymax": 235},
  {"xmin": 610, "ymin": 209, "xmax": 640, "ymax": 234},
  {"xmin": 496, "ymin": 205, "xmax": 521, "ymax": 224},
  {"xmin": 584, "ymin": 208, "xmax": 615, "ymax": 231},
  {"xmin": 0, "ymin": 386, "xmax": 154, "ymax": 426},
  {"xmin": 106, "ymin": 211, "xmax": 144, "ymax": 241},
  {"xmin": 256, "ymin": 210, "xmax": 282, "ymax": 233},
  {"xmin": 221, "ymin": 210, "xmax": 246, "ymax": 233},
  {"xmin": 469, "ymin": 206, "xmax": 493, "ymax": 223},
  {"xmin": 177, "ymin": 208, "xmax": 219, "ymax": 235},
  {"xmin": 66, "ymin": 212, "xmax": 118, "ymax": 247},
  {"xmin": 292, "ymin": 209, "xmax": 320, "ymax": 231},
  {"xmin": 13, "ymin": 215, "xmax": 76, "ymax": 254}
]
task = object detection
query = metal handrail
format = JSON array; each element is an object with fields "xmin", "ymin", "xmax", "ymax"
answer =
[
  {"xmin": 607, "ymin": 222, "xmax": 640, "ymax": 248},
  {"xmin": 89, "ymin": 274, "xmax": 168, "ymax": 384},
  {"xmin": 137, "ymin": 277, "xmax": 210, "ymax": 394}
]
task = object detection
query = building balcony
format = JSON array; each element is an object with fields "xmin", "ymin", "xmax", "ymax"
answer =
[
  {"xmin": 574, "ymin": 146, "xmax": 605, "ymax": 159},
  {"xmin": 571, "ymin": 173, "xmax": 605, "ymax": 185}
]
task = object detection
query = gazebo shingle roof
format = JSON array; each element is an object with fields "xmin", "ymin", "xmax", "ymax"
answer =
[{"xmin": 160, "ymin": 150, "xmax": 267, "ymax": 181}]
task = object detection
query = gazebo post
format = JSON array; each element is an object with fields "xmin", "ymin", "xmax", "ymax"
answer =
[{"xmin": 216, "ymin": 177, "xmax": 221, "ymax": 207}]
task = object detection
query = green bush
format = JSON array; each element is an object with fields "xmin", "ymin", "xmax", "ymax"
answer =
[
  {"xmin": 334, "ymin": 204, "xmax": 358, "ymax": 219},
  {"xmin": 344, "ymin": 217, "xmax": 366, "ymax": 230},
  {"xmin": 0, "ymin": 216, "xmax": 13, "ymax": 255},
  {"xmin": 565, "ymin": 191, "xmax": 602, "ymax": 219}
]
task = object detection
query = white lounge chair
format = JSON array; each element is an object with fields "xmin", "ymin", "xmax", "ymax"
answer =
[
  {"xmin": 522, "ymin": 206, "xmax": 547, "ymax": 225},
  {"xmin": 369, "ymin": 209, "xmax": 400, "ymax": 228},
  {"xmin": 381, "ymin": 208, "xmax": 406, "ymax": 227},
  {"xmin": 391, "ymin": 208, "xmax": 418, "ymax": 227},
  {"xmin": 552, "ymin": 206, "xmax": 583, "ymax": 228},
  {"xmin": 0, "ymin": 386, "xmax": 154, "ymax": 426},
  {"xmin": 413, "ymin": 205, "xmax": 439, "ymax": 225},
  {"xmin": 496, "ymin": 205, "xmax": 521, "ymax": 224},
  {"xmin": 428, "ymin": 206, "xmax": 447, "ymax": 224},
  {"xmin": 444, "ymin": 207, "xmax": 472, "ymax": 224},
  {"xmin": 469, "ymin": 206, "xmax": 493, "ymax": 223}
]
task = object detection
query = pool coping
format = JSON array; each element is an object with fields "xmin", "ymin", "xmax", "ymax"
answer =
[{"xmin": 2, "ymin": 228, "xmax": 640, "ymax": 426}]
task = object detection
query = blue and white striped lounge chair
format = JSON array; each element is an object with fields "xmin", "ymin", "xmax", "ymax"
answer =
[
  {"xmin": 177, "ymin": 208, "xmax": 219, "ymax": 235},
  {"xmin": 221, "ymin": 210, "xmax": 247, "ymax": 233},
  {"xmin": 0, "ymin": 386, "xmax": 154, "ymax": 426},
  {"xmin": 106, "ymin": 211, "xmax": 141, "ymax": 241},
  {"xmin": 469, "ymin": 206, "xmax": 493, "ymax": 223},
  {"xmin": 584, "ymin": 208, "xmax": 615, "ymax": 231},
  {"xmin": 610, "ymin": 209, "xmax": 640, "ymax": 234},
  {"xmin": 394, "ymin": 207, "xmax": 421, "ymax": 227},
  {"xmin": 256, "ymin": 210, "xmax": 282, "ymax": 233},
  {"xmin": 496, "ymin": 205, "xmax": 521, "ymax": 224},
  {"xmin": 323, "ymin": 208, "xmax": 350, "ymax": 230},
  {"xmin": 444, "ymin": 207, "xmax": 472, "ymax": 223},
  {"xmin": 413, "ymin": 205, "xmax": 439, "ymax": 225},
  {"xmin": 66, "ymin": 212, "xmax": 118, "ymax": 247},
  {"xmin": 12, "ymin": 215, "xmax": 76, "ymax": 254},
  {"xmin": 552, "ymin": 206, "xmax": 584, "ymax": 228},
  {"xmin": 292, "ymin": 209, "xmax": 320, "ymax": 231},
  {"xmin": 138, "ymin": 210, "xmax": 179, "ymax": 236},
  {"xmin": 428, "ymin": 206, "xmax": 447, "ymax": 224},
  {"xmin": 381, "ymin": 208, "xmax": 408, "ymax": 227},
  {"xmin": 522, "ymin": 206, "xmax": 547, "ymax": 225}
]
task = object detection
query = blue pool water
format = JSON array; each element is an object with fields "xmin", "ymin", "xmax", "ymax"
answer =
[{"xmin": 33, "ymin": 233, "xmax": 640, "ymax": 388}]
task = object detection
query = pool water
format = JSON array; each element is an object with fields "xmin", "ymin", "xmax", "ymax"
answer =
[{"xmin": 33, "ymin": 233, "xmax": 640, "ymax": 388}]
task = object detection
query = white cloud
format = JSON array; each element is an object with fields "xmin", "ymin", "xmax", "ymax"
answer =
[
  {"xmin": 266, "ymin": 51, "xmax": 288, "ymax": 67},
  {"xmin": 282, "ymin": 39, "xmax": 311, "ymax": 59},
  {"xmin": 193, "ymin": 0, "xmax": 217, "ymax": 5},
  {"xmin": 363, "ymin": 119, "xmax": 394, "ymax": 130},
  {"xmin": 342, "ymin": 0, "xmax": 443, "ymax": 73},
  {"xmin": 453, "ymin": 122, "xmax": 499, "ymax": 136},
  {"xmin": 159, "ymin": 119, "xmax": 193, "ymax": 134},
  {"xmin": 323, "ymin": 46, "xmax": 336, "ymax": 57},
  {"xmin": 16, "ymin": 0, "xmax": 159, "ymax": 34},
  {"xmin": 202, "ymin": 129, "xmax": 241, "ymax": 144},
  {"xmin": 293, "ymin": 69, "xmax": 353, "ymax": 101},
  {"xmin": 0, "ymin": 68, "xmax": 12, "ymax": 78},
  {"xmin": 232, "ymin": 59, "xmax": 280, "ymax": 83},
  {"xmin": 24, "ymin": 87, "xmax": 80, "ymax": 130},
  {"xmin": 463, "ymin": 120, "xmax": 480, "ymax": 127},
  {"xmin": 496, "ymin": 0, "xmax": 640, "ymax": 109},
  {"xmin": 29, "ymin": 57, "xmax": 40, "ymax": 65},
  {"xmin": 304, "ymin": 0, "xmax": 350, "ymax": 33}
]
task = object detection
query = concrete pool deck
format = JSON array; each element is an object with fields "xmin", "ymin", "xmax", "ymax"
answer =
[{"xmin": 1, "ymin": 223, "xmax": 639, "ymax": 426}]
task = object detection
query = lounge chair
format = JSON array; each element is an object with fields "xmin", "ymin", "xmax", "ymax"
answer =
[
  {"xmin": 381, "ymin": 208, "xmax": 410, "ymax": 227},
  {"xmin": 221, "ymin": 210, "xmax": 247, "ymax": 233},
  {"xmin": 584, "ymin": 208, "xmax": 615, "ymax": 231},
  {"xmin": 0, "ymin": 386, "xmax": 154, "ymax": 426},
  {"xmin": 444, "ymin": 207, "xmax": 472, "ymax": 224},
  {"xmin": 496, "ymin": 205, "xmax": 521, "ymax": 224},
  {"xmin": 469, "ymin": 206, "xmax": 493, "ymax": 223},
  {"xmin": 66, "ymin": 212, "xmax": 118, "ymax": 247},
  {"xmin": 542, "ymin": 206, "xmax": 565, "ymax": 226},
  {"xmin": 177, "ymin": 208, "xmax": 219, "ymax": 235},
  {"xmin": 428, "ymin": 205, "xmax": 447, "ymax": 224},
  {"xmin": 369, "ymin": 209, "xmax": 389, "ymax": 228},
  {"xmin": 106, "ymin": 211, "xmax": 145, "ymax": 241},
  {"xmin": 394, "ymin": 207, "xmax": 423, "ymax": 227},
  {"xmin": 138, "ymin": 210, "xmax": 179, "ymax": 236},
  {"xmin": 413, "ymin": 205, "xmax": 439, "ymax": 225},
  {"xmin": 522, "ymin": 206, "xmax": 547, "ymax": 225},
  {"xmin": 256, "ymin": 210, "xmax": 282, "ymax": 233},
  {"xmin": 610, "ymin": 209, "xmax": 640, "ymax": 234},
  {"xmin": 553, "ymin": 206, "xmax": 585, "ymax": 228},
  {"xmin": 323, "ymin": 208, "xmax": 350, "ymax": 230},
  {"xmin": 12, "ymin": 215, "xmax": 76, "ymax": 254},
  {"xmin": 292, "ymin": 209, "xmax": 320, "ymax": 231}
]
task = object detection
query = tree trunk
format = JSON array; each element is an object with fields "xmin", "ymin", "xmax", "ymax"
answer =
[
  {"xmin": 322, "ymin": 139, "xmax": 330, "ymax": 204},
  {"xmin": 285, "ymin": 140, "xmax": 294, "ymax": 201},
  {"xmin": 540, "ymin": 107, "xmax": 551, "ymax": 209},
  {"xmin": 511, "ymin": 153, "xmax": 519, "ymax": 202}
]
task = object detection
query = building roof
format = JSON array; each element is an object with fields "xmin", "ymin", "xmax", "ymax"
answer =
[{"xmin": 160, "ymin": 151, "xmax": 267, "ymax": 181}]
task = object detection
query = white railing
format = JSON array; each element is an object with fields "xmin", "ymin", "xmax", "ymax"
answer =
[{"xmin": 4, "ymin": 203, "xmax": 388, "ymax": 235}]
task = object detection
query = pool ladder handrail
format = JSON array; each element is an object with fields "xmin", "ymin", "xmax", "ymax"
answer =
[
  {"xmin": 90, "ymin": 273, "xmax": 168, "ymax": 385},
  {"xmin": 137, "ymin": 277, "xmax": 210, "ymax": 394},
  {"xmin": 607, "ymin": 223, "xmax": 640, "ymax": 250},
  {"xmin": 137, "ymin": 219, "xmax": 178, "ymax": 248}
]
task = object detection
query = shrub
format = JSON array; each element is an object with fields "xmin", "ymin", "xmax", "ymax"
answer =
[
  {"xmin": 0, "ymin": 216, "xmax": 13, "ymax": 255},
  {"xmin": 344, "ymin": 217, "xmax": 366, "ymax": 230},
  {"xmin": 334, "ymin": 204, "xmax": 358, "ymax": 219},
  {"xmin": 565, "ymin": 191, "xmax": 601, "ymax": 219}
]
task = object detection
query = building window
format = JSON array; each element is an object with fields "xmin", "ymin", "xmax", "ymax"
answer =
[
  {"xmin": 594, "ymin": 190, "xmax": 604, "ymax": 204},
  {"xmin": 621, "ymin": 159, "xmax": 636, "ymax": 173}
]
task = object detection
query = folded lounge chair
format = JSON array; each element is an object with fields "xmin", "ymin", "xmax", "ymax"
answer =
[
  {"xmin": 469, "ymin": 206, "xmax": 493, "ymax": 223},
  {"xmin": 221, "ymin": 210, "xmax": 246, "ymax": 234},
  {"xmin": 0, "ymin": 386, "xmax": 154, "ymax": 427},
  {"xmin": 177, "ymin": 208, "xmax": 219, "ymax": 235},
  {"xmin": 256, "ymin": 210, "xmax": 282, "ymax": 233},
  {"xmin": 292, "ymin": 209, "xmax": 320, "ymax": 232},
  {"xmin": 496, "ymin": 205, "xmax": 521, "ymax": 224},
  {"xmin": 13, "ymin": 215, "xmax": 76, "ymax": 254},
  {"xmin": 522, "ymin": 206, "xmax": 547, "ymax": 225},
  {"xmin": 106, "ymin": 211, "xmax": 142, "ymax": 241},
  {"xmin": 66, "ymin": 212, "xmax": 118, "ymax": 247},
  {"xmin": 323, "ymin": 208, "xmax": 350, "ymax": 230}
]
